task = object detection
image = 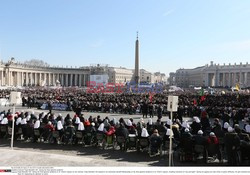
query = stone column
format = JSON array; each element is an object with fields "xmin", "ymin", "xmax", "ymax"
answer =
[
  {"xmin": 247, "ymin": 72, "xmax": 250, "ymax": 87},
  {"xmin": 13, "ymin": 72, "xmax": 16, "ymax": 86},
  {"xmin": 215, "ymin": 72, "xmax": 219, "ymax": 87},
  {"xmin": 12, "ymin": 71, "xmax": 15, "ymax": 86},
  {"xmin": 204, "ymin": 73, "xmax": 208, "ymax": 87},
  {"xmin": 5, "ymin": 70, "xmax": 8, "ymax": 86},
  {"xmin": 36, "ymin": 73, "xmax": 38, "ymax": 86},
  {"xmin": 244, "ymin": 72, "xmax": 247, "ymax": 86},
  {"xmin": 59, "ymin": 74, "xmax": 61, "ymax": 86},
  {"xmin": 65, "ymin": 74, "xmax": 68, "ymax": 87},
  {"xmin": 43, "ymin": 73, "xmax": 46, "ymax": 85},
  {"xmin": 239, "ymin": 72, "xmax": 243, "ymax": 84},
  {"xmin": 234, "ymin": 72, "xmax": 238, "ymax": 84},
  {"xmin": 20, "ymin": 72, "xmax": 22, "ymax": 86},
  {"xmin": 36, "ymin": 73, "xmax": 39, "ymax": 86},
  {"xmin": 21, "ymin": 72, "xmax": 23, "ymax": 86},
  {"xmin": 16, "ymin": 72, "xmax": 19, "ymax": 86},
  {"xmin": 229, "ymin": 72, "xmax": 232, "ymax": 86},
  {"xmin": 30, "ymin": 72, "xmax": 32, "ymax": 85},
  {"xmin": 32, "ymin": 73, "xmax": 35, "ymax": 86},
  {"xmin": 62, "ymin": 74, "xmax": 65, "ymax": 86},
  {"xmin": 232, "ymin": 72, "xmax": 234, "ymax": 85},
  {"xmin": 18, "ymin": 72, "xmax": 21, "ymax": 86},
  {"xmin": 79, "ymin": 74, "xmax": 82, "ymax": 87},
  {"xmin": 48, "ymin": 73, "xmax": 50, "ymax": 86},
  {"xmin": 58, "ymin": 74, "xmax": 63, "ymax": 83},
  {"xmin": 9, "ymin": 71, "xmax": 11, "ymax": 86},
  {"xmin": 29, "ymin": 72, "xmax": 32, "ymax": 86},
  {"xmin": 25, "ymin": 72, "xmax": 27, "ymax": 86},
  {"xmin": 5, "ymin": 70, "xmax": 7, "ymax": 86},
  {"xmin": 28, "ymin": 72, "xmax": 30, "ymax": 86},
  {"xmin": 15, "ymin": 72, "xmax": 17, "ymax": 86},
  {"xmin": 83, "ymin": 74, "xmax": 86, "ymax": 86},
  {"xmin": 33, "ymin": 73, "xmax": 36, "ymax": 86},
  {"xmin": 1, "ymin": 70, "xmax": 3, "ymax": 86},
  {"xmin": 52, "ymin": 74, "xmax": 55, "ymax": 86},
  {"xmin": 47, "ymin": 73, "xmax": 49, "ymax": 86},
  {"xmin": 38, "ymin": 73, "xmax": 40, "ymax": 86},
  {"xmin": 74, "ymin": 74, "xmax": 77, "ymax": 86},
  {"xmin": 222, "ymin": 73, "xmax": 225, "ymax": 87},
  {"xmin": 7, "ymin": 71, "xmax": 9, "ymax": 86},
  {"xmin": 26, "ymin": 72, "xmax": 28, "ymax": 86},
  {"xmin": 19, "ymin": 72, "xmax": 21, "ymax": 86},
  {"xmin": 11, "ymin": 71, "xmax": 14, "ymax": 86},
  {"xmin": 70, "ymin": 74, "xmax": 73, "ymax": 86},
  {"xmin": 29, "ymin": 72, "xmax": 32, "ymax": 85},
  {"xmin": 14, "ymin": 72, "xmax": 16, "ymax": 86}
]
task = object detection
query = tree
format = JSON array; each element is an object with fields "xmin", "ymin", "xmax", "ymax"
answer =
[{"xmin": 24, "ymin": 59, "xmax": 49, "ymax": 67}]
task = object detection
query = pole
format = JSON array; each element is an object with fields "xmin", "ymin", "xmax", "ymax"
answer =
[
  {"xmin": 11, "ymin": 105, "xmax": 15, "ymax": 149},
  {"xmin": 169, "ymin": 111, "xmax": 173, "ymax": 166}
]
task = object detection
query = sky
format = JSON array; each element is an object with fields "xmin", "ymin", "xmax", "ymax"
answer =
[{"xmin": 1, "ymin": 0, "xmax": 250, "ymax": 76}]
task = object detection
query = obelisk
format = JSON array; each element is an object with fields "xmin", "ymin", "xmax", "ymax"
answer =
[{"xmin": 134, "ymin": 32, "xmax": 139, "ymax": 86}]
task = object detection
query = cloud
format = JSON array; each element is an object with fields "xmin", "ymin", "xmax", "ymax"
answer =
[
  {"xmin": 89, "ymin": 40, "xmax": 104, "ymax": 48},
  {"xmin": 163, "ymin": 9, "xmax": 175, "ymax": 17}
]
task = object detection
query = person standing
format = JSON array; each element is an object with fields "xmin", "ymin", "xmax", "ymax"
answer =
[
  {"xmin": 148, "ymin": 103, "xmax": 154, "ymax": 118},
  {"xmin": 27, "ymin": 96, "xmax": 32, "ymax": 109},
  {"xmin": 142, "ymin": 102, "xmax": 148, "ymax": 118},
  {"xmin": 224, "ymin": 127, "xmax": 241, "ymax": 165},
  {"xmin": 48, "ymin": 100, "xmax": 53, "ymax": 114},
  {"xmin": 22, "ymin": 96, "xmax": 26, "ymax": 107},
  {"xmin": 157, "ymin": 104, "xmax": 163, "ymax": 120}
]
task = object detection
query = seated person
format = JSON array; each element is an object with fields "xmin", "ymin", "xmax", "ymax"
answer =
[
  {"xmin": 115, "ymin": 123, "xmax": 129, "ymax": 150},
  {"xmin": 43, "ymin": 121, "xmax": 55, "ymax": 141},
  {"xmin": 150, "ymin": 129, "xmax": 163, "ymax": 155},
  {"xmin": 178, "ymin": 128, "xmax": 194, "ymax": 153},
  {"xmin": 194, "ymin": 130, "xmax": 207, "ymax": 162},
  {"xmin": 106, "ymin": 126, "xmax": 116, "ymax": 136},
  {"xmin": 64, "ymin": 121, "xmax": 76, "ymax": 142},
  {"xmin": 194, "ymin": 130, "xmax": 207, "ymax": 146},
  {"xmin": 240, "ymin": 135, "xmax": 250, "ymax": 162},
  {"xmin": 207, "ymin": 132, "xmax": 222, "ymax": 162},
  {"xmin": 97, "ymin": 123, "xmax": 107, "ymax": 134}
]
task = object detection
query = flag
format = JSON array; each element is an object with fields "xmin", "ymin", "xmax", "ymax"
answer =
[
  {"xmin": 199, "ymin": 88, "xmax": 204, "ymax": 96},
  {"xmin": 193, "ymin": 99, "xmax": 197, "ymax": 106},
  {"xmin": 235, "ymin": 83, "xmax": 240, "ymax": 91},
  {"xmin": 149, "ymin": 92, "xmax": 154, "ymax": 102},
  {"xmin": 200, "ymin": 95, "xmax": 206, "ymax": 102},
  {"xmin": 198, "ymin": 88, "xmax": 206, "ymax": 102}
]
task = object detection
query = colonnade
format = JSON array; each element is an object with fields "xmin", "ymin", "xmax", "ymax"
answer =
[{"xmin": 0, "ymin": 69, "xmax": 89, "ymax": 87}]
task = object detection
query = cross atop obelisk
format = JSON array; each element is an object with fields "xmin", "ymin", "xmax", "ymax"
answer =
[{"xmin": 134, "ymin": 32, "xmax": 139, "ymax": 87}]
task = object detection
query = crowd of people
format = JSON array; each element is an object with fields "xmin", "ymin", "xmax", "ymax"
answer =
[
  {"xmin": 1, "ymin": 88, "xmax": 250, "ymax": 165},
  {"xmin": 1, "ymin": 88, "xmax": 250, "ymax": 120},
  {"xmin": 0, "ymin": 108, "xmax": 250, "ymax": 165}
]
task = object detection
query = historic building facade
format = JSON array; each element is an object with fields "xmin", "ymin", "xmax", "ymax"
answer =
[
  {"xmin": 108, "ymin": 67, "xmax": 133, "ymax": 84},
  {"xmin": 140, "ymin": 69, "xmax": 154, "ymax": 83},
  {"xmin": 169, "ymin": 61, "xmax": 250, "ymax": 88},
  {"xmin": 0, "ymin": 60, "xmax": 90, "ymax": 87}
]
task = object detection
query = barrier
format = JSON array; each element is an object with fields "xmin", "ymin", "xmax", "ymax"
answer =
[
  {"xmin": 40, "ymin": 103, "xmax": 68, "ymax": 111},
  {"xmin": 0, "ymin": 98, "xmax": 9, "ymax": 106},
  {"xmin": 0, "ymin": 98, "xmax": 22, "ymax": 106}
]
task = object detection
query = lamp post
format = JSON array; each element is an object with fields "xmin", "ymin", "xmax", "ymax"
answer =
[
  {"xmin": 167, "ymin": 96, "xmax": 179, "ymax": 166},
  {"xmin": 11, "ymin": 105, "xmax": 15, "ymax": 149},
  {"xmin": 10, "ymin": 91, "xmax": 21, "ymax": 149}
]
